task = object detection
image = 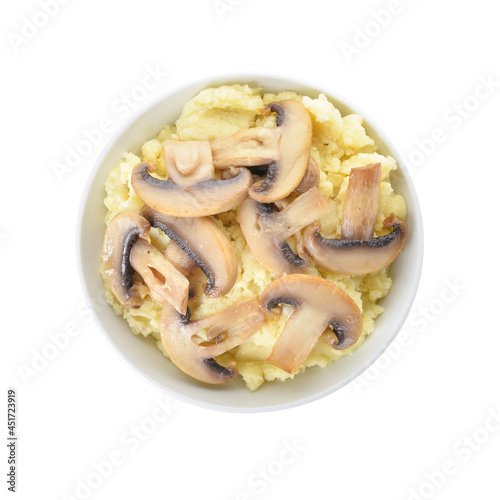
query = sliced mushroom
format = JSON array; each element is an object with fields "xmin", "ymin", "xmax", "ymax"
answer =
[
  {"xmin": 129, "ymin": 239, "xmax": 190, "ymax": 314},
  {"xmin": 342, "ymin": 163, "xmax": 381, "ymax": 240},
  {"xmin": 295, "ymin": 157, "xmax": 320, "ymax": 194},
  {"xmin": 303, "ymin": 213, "xmax": 408, "ymax": 275},
  {"xmin": 211, "ymin": 100, "xmax": 312, "ymax": 203},
  {"xmin": 249, "ymin": 157, "xmax": 320, "ymax": 194},
  {"xmin": 211, "ymin": 127, "xmax": 279, "ymax": 168},
  {"xmin": 238, "ymin": 187, "xmax": 330, "ymax": 275},
  {"xmin": 164, "ymin": 241, "xmax": 197, "ymax": 277},
  {"xmin": 160, "ymin": 298, "xmax": 266, "ymax": 384},
  {"xmin": 164, "ymin": 240, "xmax": 199, "ymax": 305},
  {"xmin": 260, "ymin": 275, "xmax": 363, "ymax": 373},
  {"xmin": 164, "ymin": 139, "xmax": 214, "ymax": 188},
  {"xmin": 102, "ymin": 212, "xmax": 151, "ymax": 308},
  {"xmin": 131, "ymin": 162, "xmax": 252, "ymax": 217},
  {"xmin": 140, "ymin": 205, "xmax": 237, "ymax": 297}
]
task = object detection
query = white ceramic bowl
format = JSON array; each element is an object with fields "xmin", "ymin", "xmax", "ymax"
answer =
[{"xmin": 77, "ymin": 74, "xmax": 423, "ymax": 412}]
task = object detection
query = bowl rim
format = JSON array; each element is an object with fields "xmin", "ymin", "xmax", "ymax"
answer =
[{"xmin": 76, "ymin": 71, "xmax": 424, "ymax": 413}]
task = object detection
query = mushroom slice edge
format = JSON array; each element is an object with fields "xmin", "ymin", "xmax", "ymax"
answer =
[
  {"xmin": 341, "ymin": 163, "xmax": 382, "ymax": 241},
  {"xmin": 238, "ymin": 187, "xmax": 330, "ymax": 276}
]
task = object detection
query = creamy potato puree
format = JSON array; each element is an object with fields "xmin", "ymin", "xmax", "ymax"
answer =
[{"xmin": 102, "ymin": 85, "xmax": 407, "ymax": 391}]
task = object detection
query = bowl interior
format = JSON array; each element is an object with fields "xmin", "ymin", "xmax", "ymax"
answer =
[{"xmin": 78, "ymin": 75, "xmax": 423, "ymax": 412}]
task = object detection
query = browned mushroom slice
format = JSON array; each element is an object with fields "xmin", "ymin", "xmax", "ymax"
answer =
[
  {"xmin": 140, "ymin": 205, "xmax": 237, "ymax": 298},
  {"xmin": 341, "ymin": 163, "xmax": 381, "ymax": 240},
  {"xmin": 211, "ymin": 100, "xmax": 312, "ymax": 203},
  {"xmin": 303, "ymin": 213, "xmax": 408, "ymax": 275},
  {"xmin": 238, "ymin": 187, "xmax": 330, "ymax": 275},
  {"xmin": 129, "ymin": 239, "xmax": 190, "ymax": 314},
  {"xmin": 164, "ymin": 139, "xmax": 214, "ymax": 188},
  {"xmin": 102, "ymin": 212, "xmax": 151, "ymax": 308},
  {"xmin": 260, "ymin": 275, "xmax": 362, "ymax": 373},
  {"xmin": 131, "ymin": 162, "xmax": 252, "ymax": 217},
  {"xmin": 160, "ymin": 298, "xmax": 266, "ymax": 384}
]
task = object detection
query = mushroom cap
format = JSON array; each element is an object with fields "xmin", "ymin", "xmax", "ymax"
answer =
[
  {"xmin": 129, "ymin": 238, "xmax": 190, "ymax": 314},
  {"xmin": 237, "ymin": 187, "xmax": 330, "ymax": 275},
  {"xmin": 260, "ymin": 275, "xmax": 363, "ymax": 374},
  {"xmin": 303, "ymin": 213, "xmax": 408, "ymax": 275},
  {"xmin": 341, "ymin": 163, "xmax": 381, "ymax": 240},
  {"xmin": 249, "ymin": 100, "xmax": 312, "ymax": 203},
  {"xmin": 102, "ymin": 212, "xmax": 151, "ymax": 308},
  {"xmin": 160, "ymin": 298, "xmax": 266, "ymax": 384},
  {"xmin": 131, "ymin": 162, "xmax": 253, "ymax": 217},
  {"xmin": 140, "ymin": 206, "xmax": 238, "ymax": 298}
]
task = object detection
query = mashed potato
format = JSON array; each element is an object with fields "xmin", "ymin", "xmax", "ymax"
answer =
[{"xmin": 102, "ymin": 85, "xmax": 407, "ymax": 391}]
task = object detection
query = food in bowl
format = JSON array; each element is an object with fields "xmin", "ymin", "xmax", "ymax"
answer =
[{"xmin": 101, "ymin": 84, "xmax": 407, "ymax": 391}]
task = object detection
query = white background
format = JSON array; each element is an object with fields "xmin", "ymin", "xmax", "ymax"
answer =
[{"xmin": 2, "ymin": 0, "xmax": 499, "ymax": 499}]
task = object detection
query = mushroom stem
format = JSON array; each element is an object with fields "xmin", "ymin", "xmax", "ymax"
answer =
[
  {"xmin": 211, "ymin": 127, "xmax": 280, "ymax": 169},
  {"xmin": 164, "ymin": 241, "xmax": 197, "ymax": 277},
  {"xmin": 129, "ymin": 239, "xmax": 190, "ymax": 314},
  {"xmin": 258, "ymin": 186, "xmax": 330, "ymax": 242},
  {"xmin": 267, "ymin": 306, "xmax": 333, "ymax": 373},
  {"xmin": 164, "ymin": 139, "xmax": 215, "ymax": 188},
  {"xmin": 341, "ymin": 163, "xmax": 381, "ymax": 240}
]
